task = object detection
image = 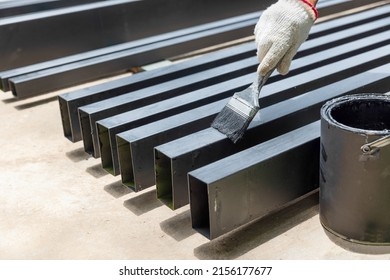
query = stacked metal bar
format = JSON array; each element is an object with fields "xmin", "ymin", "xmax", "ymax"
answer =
[
  {"xmin": 102, "ymin": 5, "xmax": 390, "ymax": 184},
  {"xmin": 120, "ymin": 9, "xmax": 390, "ymax": 196},
  {"xmin": 0, "ymin": 0, "xmax": 271, "ymax": 70},
  {"xmin": 0, "ymin": 0, "xmax": 278, "ymax": 98},
  {"xmin": 5, "ymin": 12, "xmax": 261, "ymax": 98},
  {"xmin": 0, "ymin": 0, "xmax": 374, "ymax": 98},
  {"xmin": 52, "ymin": 1, "xmax": 389, "ymax": 239},
  {"xmin": 0, "ymin": 0, "xmax": 99, "ymax": 18}
]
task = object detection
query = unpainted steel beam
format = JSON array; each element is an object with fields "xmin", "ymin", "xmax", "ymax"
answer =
[
  {"xmin": 188, "ymin": 121, "xmax": 321, "ymax": 240},
  {"xmin": 154, "ymin": 62, "xmax": 390, "ymax": 210},
  {"xmin": 116, "ymin": 29, "xmax": 389, "ymax": 196}
]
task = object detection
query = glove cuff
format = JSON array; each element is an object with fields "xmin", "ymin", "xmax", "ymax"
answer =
[
  {"xmin": 280, "ymin": 0, "xmax": 318, "ymax": 21},
  {"xmin": 299, "ymin": 0, "xmax": 318, "ymax": 21}
]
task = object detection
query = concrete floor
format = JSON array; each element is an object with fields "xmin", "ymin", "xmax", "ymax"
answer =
[{"xmin": 1, "ymin": 78, "xmax": 390, "ymax": 260}]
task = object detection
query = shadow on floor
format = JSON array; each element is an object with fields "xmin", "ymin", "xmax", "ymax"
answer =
[
  {"xmin": 160, "ymin": 209, "xmax": 196, "ymax": 242},
  {"xmin": 14, "ymin": 95, "xmax": 58, "ymax": 110},
  {"xmin": 323, "ymin": 228, "xmax": 390, "ymax": 255},
  {"xmin": 86, "ymin": 163, "xmax": 109, "ymax": 178},
  {"xmin": 123, "ymin": 189, "xmax": 163, "ymax": 216},
  {"xmin": 65, "ymin": 147, "xmax": 91, "ymax": 162},
  {"xmin": 1, "ymin": 96, "xmax": 18, "ymax": 104},
  {"xmin": 104, "ymin": 180, "xmax": 133, "ymax": 198},
  {"xmin": 194, "ymin": 192, "xmax": 319, "ymax": 260}
]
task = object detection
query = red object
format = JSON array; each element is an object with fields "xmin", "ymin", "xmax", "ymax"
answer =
[{"xmin": 300, "ymin": 0, "xmax": 319, "ymax": 20}]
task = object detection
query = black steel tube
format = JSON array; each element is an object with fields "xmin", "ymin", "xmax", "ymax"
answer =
[
  {"xmin": 117, "ymin": 98, "xmax": 228, "ymax": 192},
  {"xmin": 1, "ymin": 18, "xmax": 246, "ymax": 92},
  {"xmin": 96, "ymin": 73, "xmax": 259, "ymax": 176},
  {"xmin": 10, "ymin": 2, "xmax": 390, "ymax": 97},
  {"xmin": 188, "ymin": 121, "xmax": 321, "ymax": 240},
  {"xmin": 19, "ymin": 12, "xmax": 386, "ymax": 100},
  {"xmin": 0, "ymin": 0, "xmax": 273, "ymax": 71},
  {"xmin": 154, "ymin": 62, "xmax": 390, "ymax": 210},
  {"xmin": 0, "ymin": 0, "xmax": 99, "ymax": 18},
  {"xmin": 8, "ymin": 14, "xmax": 260, "ymax": 98},
  {"xmin": 3, "ymin": 0, "xmax": 386, "ymax": 93},
  {"xmin": 57, "ymin": 4, "xmax": 389, "ymax": 142},
  {"xmin": 80, "ymin": 56, "xmax": 257, "ymax": 158},
  {"xmin": 58, "ymin": 42, "xmax": 254, "ymax": 143},
  {"xmin": 116, "ymin": 29, "xmax": 389, "ymax": 196},
  {"xmin": 89, "ymin": 19, "xmax": 390, "ymax": 172}
]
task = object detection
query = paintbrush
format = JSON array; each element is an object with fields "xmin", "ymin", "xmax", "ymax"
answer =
[{"xmin": 211, "ymin": 70, "xmax": 273, "ymax": 143}]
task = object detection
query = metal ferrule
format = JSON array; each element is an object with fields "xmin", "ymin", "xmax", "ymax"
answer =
[{"xmin": 227, "ymin": 97, "xmax": 258, "ymax": 118}]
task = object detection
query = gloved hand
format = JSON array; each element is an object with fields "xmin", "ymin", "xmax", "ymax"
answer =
[{"xmin": 254, "ymin": 0, "xmax": 318, "ymax": 76}]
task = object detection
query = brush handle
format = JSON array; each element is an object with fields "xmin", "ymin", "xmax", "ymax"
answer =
[
  {"xmin": 250, "ymin": 69, "xmax": 274, "ymax": 109},
  {"xmin": 257, "ymin": 69, "xmax": 274, "ymax": 94}
]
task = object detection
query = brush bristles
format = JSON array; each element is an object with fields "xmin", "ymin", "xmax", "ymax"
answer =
[{"xmin": 211, "ymin": 106, "xmax": 254, "ymax": 143}]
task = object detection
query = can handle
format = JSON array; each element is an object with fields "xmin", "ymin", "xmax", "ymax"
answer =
[{"xmin": 361, "ymin": 134, "xmax": 390, "ymax": 154}]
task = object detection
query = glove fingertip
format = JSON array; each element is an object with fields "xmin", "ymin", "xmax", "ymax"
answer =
[
  {"xmin": 277, "ymin": 62, "xmax": 290, "ymax": 75},
  {"xmin": 257, "ymin": 64, "xmax": 269, "ymax": 76}
]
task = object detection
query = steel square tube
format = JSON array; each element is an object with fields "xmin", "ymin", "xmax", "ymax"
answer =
[
  {"xmin": 104, "ymin": 44, "xmax": 390, "ymax": 180},
  {"xmin": 1, "ymin": 0, "xmax": 383, "ymax": 92},
  {"xmin": 4, "ymin": 1, "xmax": 383, "ymax": 97},
  {"xmin": 58, "ymin": 42, "xmax": 254, "ymax": 143},
  {"xmin": 57, "ymin": 4, "xmax": 390, "ymax": 142},
  {"xmin": 96, "ymin": 73, "xmax": 260, "ymax": 176},
  {"xmin": 0, "ymin": 0, "xmax": 350, "ymax": 90},
  {"xmin": 8, "ymin": 17, "xmax": 259, "ymax": 98},
  {"xmin": 0, "ymin": 0, "xmax": 272, "ymax": 71},
  {"xmin": 100, "ymin": 57, "xmax": 320, "ymax": 178},
  {"xmin": 154, "ymin": 61, "xmax": 390, "ymax": 209},
  {"xmin": 188, "ymin": 121, "xmax": 321, "ymax": 240},
  {"xmin": 116, "ymin": 98, "xmax": 229, "ymax": 192},
  {"xmin": 80, "ymin": 56, "xmax": 258, "ymax": 158},
  {"xmin": 116, "ymin": 30, "xmax": 389, "ymax": 196},
  {"xmin": 86, "ymin": 16, "xmax": 390, "ymax": 162},
  {"xmin": 0, "ymin": 0, "xmax": 99, "ymax": 18},
  {"xmin": 0, "ymin": 15, "xmax": 257, "ymax": 93}
]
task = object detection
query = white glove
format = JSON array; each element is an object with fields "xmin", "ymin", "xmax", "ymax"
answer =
[{"xmin": 254, "ymin": 0, "xmax": 318, "ymax": 76}]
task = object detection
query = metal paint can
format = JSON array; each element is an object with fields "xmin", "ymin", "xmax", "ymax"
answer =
[{"xmin": 320, "ymin": 94, "xmax": 390, "ymax": 244}]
